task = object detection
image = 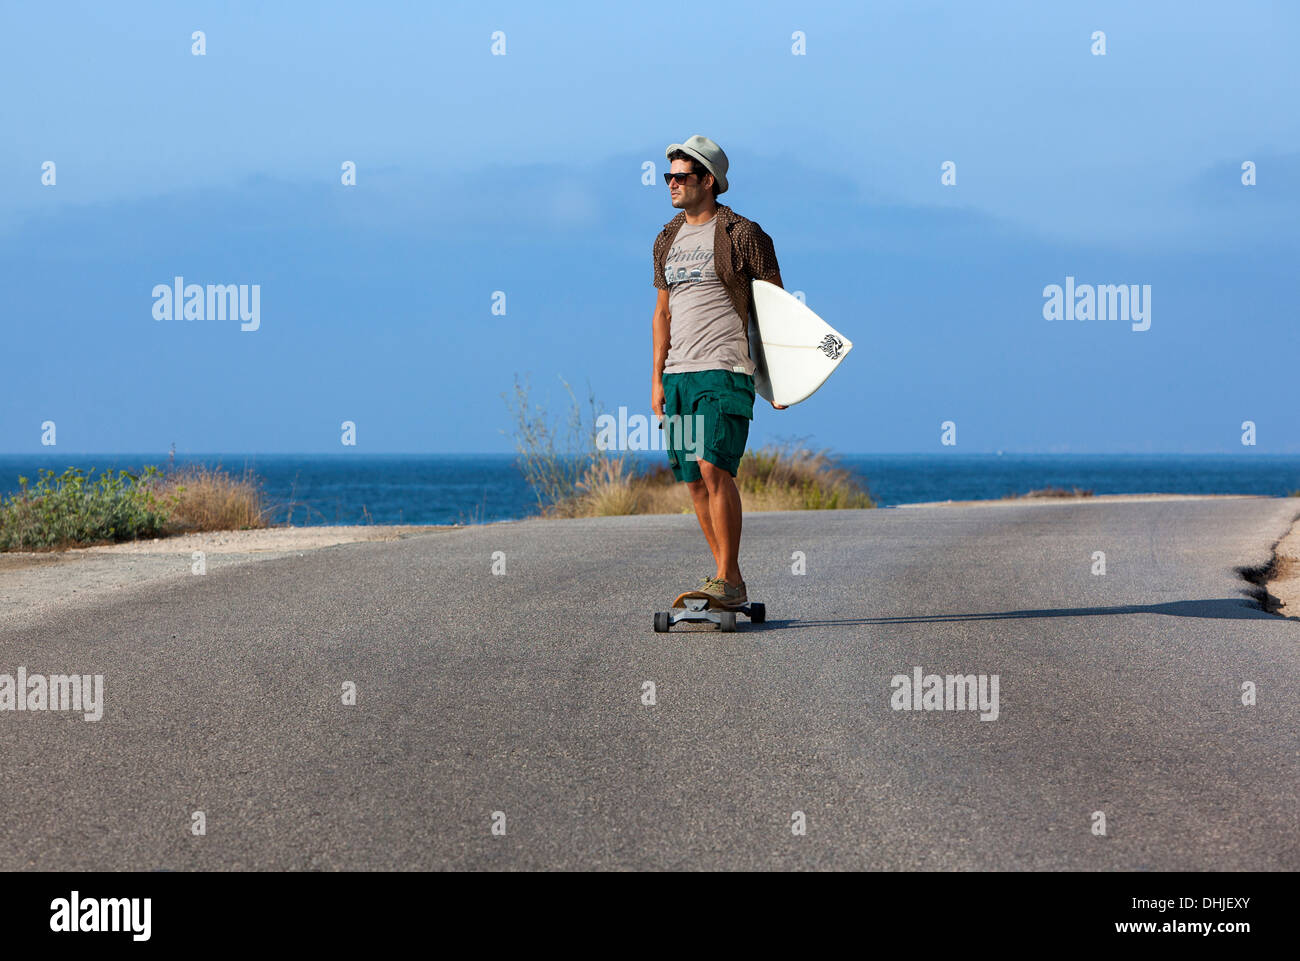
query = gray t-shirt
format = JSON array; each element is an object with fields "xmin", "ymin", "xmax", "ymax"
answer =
[{"xmin": 662, "ymin": 217, "xmax": 754, "ymax": 376}]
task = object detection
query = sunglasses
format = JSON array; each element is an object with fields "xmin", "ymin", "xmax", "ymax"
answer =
[{"xmin": 663, "ymin": 171, "xmax": 702, "ymax": 185}]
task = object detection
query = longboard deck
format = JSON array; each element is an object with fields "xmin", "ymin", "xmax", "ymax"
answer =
[{"xmin": 671, "ymin": 590, "xmax": 749, "ymax": 610}]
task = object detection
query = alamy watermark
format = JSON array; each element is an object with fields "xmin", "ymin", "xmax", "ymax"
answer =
[
  {"xmin": 50, "ymin": 892, "xmax": 150, "ymax": 941},
  {"xmin": 595, "ymin": 407, "xmax": 704, "ymax": 459},
  {"xmin": 0, "ymin": 668, "xmax": 104, "ymax": 721},
  {"xmin": 1043, "ymin": 276, "xmax": 1150, "ymax": 331},
  {"xmin": 152, "ymin": 276, "xmax": 260, "ymax": 331},
  {"xmin": 890, "ymin": 667, "xmax": 999, "ymax": 721}
]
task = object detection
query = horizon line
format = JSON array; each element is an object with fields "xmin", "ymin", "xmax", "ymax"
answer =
[{"xmin": 3, "ymin": 450, "xmax": 1300, "ymax": 458}]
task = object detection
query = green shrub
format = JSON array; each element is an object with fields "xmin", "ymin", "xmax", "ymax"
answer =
[{"xmin": 0, "ymin": 466, "xmax": 178, "ymax": 551}]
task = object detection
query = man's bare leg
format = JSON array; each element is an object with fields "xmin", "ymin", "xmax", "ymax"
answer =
[
  {"xmin": 698, "ymin": 459, "xmax": 743, "ymax": 585},
  {"xmin": 686, "ymin": 478, "xmax": 722, "ymax": 575}
]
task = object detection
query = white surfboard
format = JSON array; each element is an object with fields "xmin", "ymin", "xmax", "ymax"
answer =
[{"xmin": 748, "ymin": 280, "xmax": 852, "ymax": 407}]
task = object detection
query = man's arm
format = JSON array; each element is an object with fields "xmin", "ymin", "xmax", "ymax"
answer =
[
  {"xmin": 651, "ymin": 288, "xmax": 670, "ymax": 417},
  {"xmin": 742, "ymin": 222, "xmax": 783, "ymax": 289}
]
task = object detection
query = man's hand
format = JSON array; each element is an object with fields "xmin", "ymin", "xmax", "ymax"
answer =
[
  {"xmin": 651, "ymin": 379, "xmax": 665, "ymax": 419},
  {"xmin": 771, "ymin": 401, "xmax": 787, "ymax": 410}
]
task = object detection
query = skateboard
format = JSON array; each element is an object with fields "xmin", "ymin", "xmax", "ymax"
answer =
[{"xmin": 653, "ymin": 590, "xmax": 766, "ymax": 633}]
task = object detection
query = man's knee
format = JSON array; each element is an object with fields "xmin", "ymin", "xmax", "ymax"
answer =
[
  {"xmin": 685, "ymin": 478, "xmax": 707, "ymax": 497},
  {"xmin": 698, "ymin": 458, "xmax": 734, "ymax": 492}
]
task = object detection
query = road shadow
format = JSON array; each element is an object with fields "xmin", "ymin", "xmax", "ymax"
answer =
[{"xmin": 753, "ymin": 597, "xmax": 1293, "ymax": 630}]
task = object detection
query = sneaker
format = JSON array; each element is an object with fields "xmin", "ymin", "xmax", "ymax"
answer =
[{"xmin": 701, "ymin": 577, "xmax": 747, "ymax": 608}]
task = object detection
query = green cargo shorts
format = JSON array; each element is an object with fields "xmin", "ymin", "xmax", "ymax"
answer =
[{"xmin": 661, "ymin": 369, "xmax": 755, "ymax": 482}]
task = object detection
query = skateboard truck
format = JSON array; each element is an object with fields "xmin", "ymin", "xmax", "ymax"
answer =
[{"xmin": 653, "ymin": 597, "xmax": 766, "ymax": 633}]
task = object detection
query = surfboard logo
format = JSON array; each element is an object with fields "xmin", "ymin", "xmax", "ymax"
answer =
[{"xmin": 817, "ymin": 334, "xmax": 845, "ymax": 359}]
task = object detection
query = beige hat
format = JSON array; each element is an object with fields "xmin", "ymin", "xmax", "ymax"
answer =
[{"xmin": 665, "ymin": 135, "xmax": 728, "ymax": 194}]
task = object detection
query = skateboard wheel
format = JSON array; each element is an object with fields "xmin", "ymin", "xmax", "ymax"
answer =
[
  {"xmin": 653, "ymin": 611, "xmax": 670, "ymax": 633},
  {"xmin": 749, "ymin": 602, "xmax": 766, "ymax": 623},
  {"xmin": 718, "ymin": 611, "xmax": 737, "ymax": 632}
]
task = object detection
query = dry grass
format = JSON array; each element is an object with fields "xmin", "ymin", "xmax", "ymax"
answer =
[
  {"xmin": 545, "ymin": 444, "xmax": 874, "ymax": 518},
  {"xmin": 159, "ymin": 465, "xmax": 269, "ymax": 533},
  {"xmin": 500, "ymin": 376, "xmax": 875, "ymax": 518},
  {"xmin": 737, "ymin": 444, "xmax": 874, "ymax": 510},
  {"xmin": 1002, "ymin": 485, "xmax": 1094, "ymax": 499},
  {"xmin": 570, "ymin": 456, "xmax": 642, "ymax": 517}
]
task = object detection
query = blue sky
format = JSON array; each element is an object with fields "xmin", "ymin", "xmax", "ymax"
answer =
[{"xmin": 2, "ymin": 0, "xmax": 1297, "ymax": 454}]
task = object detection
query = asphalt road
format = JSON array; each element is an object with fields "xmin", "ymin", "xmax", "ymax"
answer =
[{"xmin": 2, "ymin": 497, "xmax": 1297, "ymax": 870}]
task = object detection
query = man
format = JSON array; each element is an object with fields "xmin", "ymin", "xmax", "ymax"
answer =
[{"xmin": 651, "ymin": 135, "xmax": 784, "ymax": 609}]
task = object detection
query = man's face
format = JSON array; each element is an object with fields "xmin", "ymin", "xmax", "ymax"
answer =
[{"xmin": 668, "ymin": 159, "xmax": 712, "ymax": 208}]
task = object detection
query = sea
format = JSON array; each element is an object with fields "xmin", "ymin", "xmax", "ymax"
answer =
[{"xmin": 1, "ymin": 453, "xmax": 1297, "ymax": 526}]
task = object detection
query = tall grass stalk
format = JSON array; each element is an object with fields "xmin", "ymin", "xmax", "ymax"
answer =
[{"xmin": 503, "ymin": 374, "xmax": 613, "ymax": 514}]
